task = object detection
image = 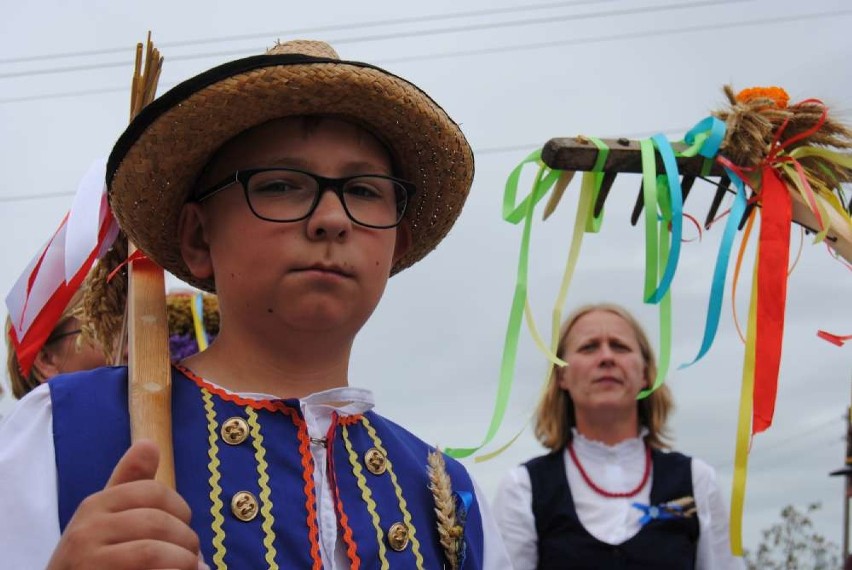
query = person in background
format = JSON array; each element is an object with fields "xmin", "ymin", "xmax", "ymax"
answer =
[
  {"xmin": 4, "ymin": 290, "xmax": 218, "ymax": 401},
  {"xmin": 5, "ymin": 289, "xmax": 107, "ymax": 399},
  {"xmin": 494, "ymin": 302, "xmax": 743, "ymax": 569}
]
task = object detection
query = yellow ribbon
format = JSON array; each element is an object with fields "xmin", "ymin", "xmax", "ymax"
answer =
[{"xmin": 730, "ymin": 240, "xmax": 759, "ymax": 556}]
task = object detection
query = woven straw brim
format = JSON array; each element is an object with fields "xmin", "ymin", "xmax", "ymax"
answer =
[{"xmin": 107, "ymin": 54, "xmax": 473, "ymax": 292}]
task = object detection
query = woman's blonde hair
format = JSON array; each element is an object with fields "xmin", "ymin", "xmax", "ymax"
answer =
[
  {"xmin": 5, "ymin": 289, "xmax": 92, "ymax": 399},
  {"xmin": 533, "ymin": 303, "xmax": 674, "ymax": 451}
]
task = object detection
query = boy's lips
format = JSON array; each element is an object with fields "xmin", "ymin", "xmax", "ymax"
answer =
[{"xmin": 294, "ymin": 263, "xmax": 354, "ymax": 278}]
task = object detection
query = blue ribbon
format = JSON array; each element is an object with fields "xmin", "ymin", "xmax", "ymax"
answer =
[
  {"xmin": 680, "ymin": 167, "xmax": 748, "ymax": 368},
  {"xmin": 684, "ymin": 116, "xmax": 726, "ymax": 158},
  {"xmin": 645, "ymin": 134, "xmax": 684, "ymax": 304},
  {"xmin": 454, "ymin": 490, "xmax": 473, "ymax": 568},
  {"xmin": 632, "ymin": 501, "xmax": 686, "ymax": 526}
]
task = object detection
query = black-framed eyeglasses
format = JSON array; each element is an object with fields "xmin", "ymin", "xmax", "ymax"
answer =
[{"xmin": 195, "ymin": 167, "xmax": 416, "ymax": 229}]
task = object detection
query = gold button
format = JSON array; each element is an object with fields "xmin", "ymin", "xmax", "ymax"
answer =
[
  {"xmin": 364, "ymin": 447, "xmax": 387, "ymax": 475},
  {"xmin": 221, "ymin": 417, "xmax": 249, "ymax": 445},
  {"xmin": 387, "ymin": 522, "xmax": 410, "ymax": 552},
  {"xmin": 230, "ymin": 491, "xmax": 259, "ymax": 522}
]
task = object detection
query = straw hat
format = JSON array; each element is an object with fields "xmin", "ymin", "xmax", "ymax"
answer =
[{"xmin": 107, "ymin": 40, "xmax": 474, "ymax": 291}]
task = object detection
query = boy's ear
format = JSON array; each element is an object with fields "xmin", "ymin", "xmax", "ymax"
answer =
[
  {"xmin": 392, "ymin": 222, "xmax": 413, "ymax": 264},
  {"xmin": 178, "ymin": 203, "xmax": 215, "ymax": 280},
  {"xmin": 32, "ymin": 346, "xmax": 61, "ymax": 381}
]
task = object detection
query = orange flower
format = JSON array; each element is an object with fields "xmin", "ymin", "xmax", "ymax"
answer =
[{"xmin": 735, "ymin": 86, "xmax": 790, "ymax": 109}]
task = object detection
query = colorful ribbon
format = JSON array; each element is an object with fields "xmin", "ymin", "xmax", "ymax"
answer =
[
  {"xmin": 638, "ymin": 175, "xmax": 673, "ymax": 399},
  {"xmin": 680, "ymin": 167, "xmax": 748, "ymax": 368},
  {"xmin": 730, "ymin": 242, "xmax": 759, "ymax": 556},
  {"xmin": 817, "ymin": 331, "xmax": 852, "ymax": 347},
  {"xmin": 191, "ymin": 292, "xmax": 210, "ymax": 352},
  {"xmin": 632, "ymin": 500, "xmax": 693, "ymax": 526},
  {"xmin": 445, "ymin": 151, "xmax": 559, "ymax": 459},
  {"xmin": 751, "ymin": 165, "xmax": 792, "ymax": 435},
  {"xmin": 450, "ymin": 138, "xmax": 609, "ymax": 459},
  {"xmin": 646, "ymin": 134, "xmax": 684, "ymax": 304}
]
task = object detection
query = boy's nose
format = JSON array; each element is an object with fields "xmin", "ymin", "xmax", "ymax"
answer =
[{"xmin": 306, "ymin": 189, "xmax": 351, "ymax": 240}]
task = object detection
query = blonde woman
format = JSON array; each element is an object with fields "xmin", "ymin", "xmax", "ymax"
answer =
[
  {"xmin": 5, "ymin": 291, "xmax": 106, "ymax": 399},
  {"xmin": 494, "ymin": 303, "xmax": 743, "ymax": 569}
]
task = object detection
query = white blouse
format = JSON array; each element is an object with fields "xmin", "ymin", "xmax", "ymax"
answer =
[
  {"xmin": 493, "ymin": 430, "xmax": 744, "ymax": 569},
  {"xmin": 0, "ymin": 381, "xmax": 511, "ymax": 569}
]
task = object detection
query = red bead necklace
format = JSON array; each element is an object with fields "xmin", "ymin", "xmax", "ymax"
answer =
[{"xmin": 567, "ymin": 440, "xmax": 652, "ymax": 499}]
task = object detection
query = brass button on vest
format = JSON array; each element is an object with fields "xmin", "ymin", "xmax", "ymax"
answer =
[
  {"xmin": 221, "ymin": 417, "xmax": 249, "ymax": 445},
  {"xmin": 231, "ymin": 491, "xmax": 259, "ymax": 522},
  {"xmin": 364, "ymin": 447, "xmax": 387, "ymax": 475},
  {"xmin": 387, "ymin": 522, "xmax": 410, "ymax": 551}
]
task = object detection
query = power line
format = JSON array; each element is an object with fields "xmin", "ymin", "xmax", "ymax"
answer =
[
  {"xmin": 0, "ymin": 4, "xmax": 842, "ymax": 106},
  {"xmin": 0, "ymin": 0, "xmax": 623, "ymax": 65},
  {"xmin": 0, "ymin": 0, "xmax": 748, "ymax": 80},
  {"xmin": 379, "ymin": 7, "xmax": 852, "ymax": 66}
]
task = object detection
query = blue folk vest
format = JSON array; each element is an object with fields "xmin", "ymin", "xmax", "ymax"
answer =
[
  {"xmin": 526, "ymin": 447, "xmax": 699, "ymax": 570},
  {"xmin": 50, "ymin": 366, "xmax": 484, "ymax": 569}
]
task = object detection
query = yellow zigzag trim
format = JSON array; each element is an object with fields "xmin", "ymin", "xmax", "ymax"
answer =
[
  {"xmin": 342, "ymin": 424, "xmax": 390, "ymax": 570},
  {"xmin": 202, "ymin": 389, "xmax": 227, "ymax": 570},
  {"xmin": 246, "ymin": 407, "xmax": 279, "ymax": 569},
  {"xmin": 361, "ymin": 417, "xmax": 425, "ymax": 569}
]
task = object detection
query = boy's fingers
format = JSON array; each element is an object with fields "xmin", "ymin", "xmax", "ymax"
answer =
[
  {"xmin": 99, "ymin": 540, "xmax": 201, "ymax": 570},
  {"xmin": 106, "ymin": 440, "xmax": 160, "ymax": 488}
]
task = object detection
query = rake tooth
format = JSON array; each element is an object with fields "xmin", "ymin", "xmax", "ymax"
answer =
[
  {"xmin": 680, "ymin": 175, "xmax": 696, "ymax": 206},
  {"xmin": 704, "ymin": 175, "xmax": 731, "ymax": 229},
  {"xmin": 630, "ymin": 180, "xmax": 644, "ymax": 226},
  {"xmin": 592, "ymin": 171, "xmax": 618, "ymax": 218},
  {"xmin": 737, "ymin": 192, "xmax": 757, "ymax": 230}
]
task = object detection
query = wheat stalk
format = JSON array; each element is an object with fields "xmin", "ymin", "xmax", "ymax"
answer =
[
  {"xmin": 428, "ymin": 448, "xmax": 462, "ymax": 570},
  {"xmin": 80, "ymin": 33, "xmax": 164, "ymax": 362}
]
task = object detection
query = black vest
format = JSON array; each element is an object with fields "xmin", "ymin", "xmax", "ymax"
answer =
[{"xmin": 526, "ymin": 448, "xmax": 699, "ymax": 570}]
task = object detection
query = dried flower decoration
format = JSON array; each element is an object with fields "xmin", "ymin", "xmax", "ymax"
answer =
[{"xmin": 735, "ymin": 86, "xmax": 790, "ymax": 109}]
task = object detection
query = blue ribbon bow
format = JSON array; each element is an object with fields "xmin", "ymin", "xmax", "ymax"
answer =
[{"xmin": 631, "ymin": 500, "xmax": 691, "ymax": 526}]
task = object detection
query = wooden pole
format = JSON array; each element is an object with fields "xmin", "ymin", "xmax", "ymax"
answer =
[
  {"xmin": 124, "ymin": 34, "xmax": 173, "ymax": 487},
  {"xmin": 541, "ymin": 136, "xmax": 852, "ymax": 264},
  {"xmin": 127, "ymin": 251, "xmax": 174, "ymax": 488}
]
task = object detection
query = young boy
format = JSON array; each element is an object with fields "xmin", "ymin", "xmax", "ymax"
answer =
[{"xmin": 0, "ymin": 40, "xmax": 509, "ymax": 569}]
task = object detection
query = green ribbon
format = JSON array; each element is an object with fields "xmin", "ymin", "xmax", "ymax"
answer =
[
  {"xmin": 638, "ymin": 174, "xmax": 673, "ymax": 399},
  {"xmin": 449, "ymin": 139, "xmax": 612, "ymax": 460},
  {"xmin": 446, "ymin": 150, "xmax": 559, "ymax": 458},
  {"xmin": 640, "ymin": 139, "xmax": 659, "ymax": 303}
]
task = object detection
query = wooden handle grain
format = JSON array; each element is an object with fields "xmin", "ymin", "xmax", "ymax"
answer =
[{"xmin": 127, "ymin": 244, "xmax": 174, "ymax": 488}]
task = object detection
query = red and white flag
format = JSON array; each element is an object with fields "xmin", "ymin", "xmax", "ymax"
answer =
[{"xmin": 5, "ymin": 159, "xmax": 119, "ymax": 376}]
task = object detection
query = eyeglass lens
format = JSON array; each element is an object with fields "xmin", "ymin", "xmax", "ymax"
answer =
[{"xmin": 246, "ymin": 169, "xmax": 407, "ymax": 228}]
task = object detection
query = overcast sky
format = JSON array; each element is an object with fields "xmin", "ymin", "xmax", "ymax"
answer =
[{"xmin": 1, "ymin": 0, "xmax": 850, "ymax": 554}]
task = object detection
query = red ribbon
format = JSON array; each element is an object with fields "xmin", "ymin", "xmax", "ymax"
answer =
[
  {"xmin": 716, "ymin": 98, "xmax": 830, "ymax": 436},
  {"xmin": 106, "ymin": 249, "xmax": 149, "ymax": 282},
  {"xmin": 752, "ymin": 165, "xmax": 792, "ymax": 435},
  {"xmin": 817, "ymin": 331, "xmax": 852, "ymax": 347}
]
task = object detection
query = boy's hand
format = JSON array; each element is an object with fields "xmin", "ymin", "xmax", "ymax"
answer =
[{"xmin": 46, "ymin": 439, "xmax": 203, "ymax": 570}]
